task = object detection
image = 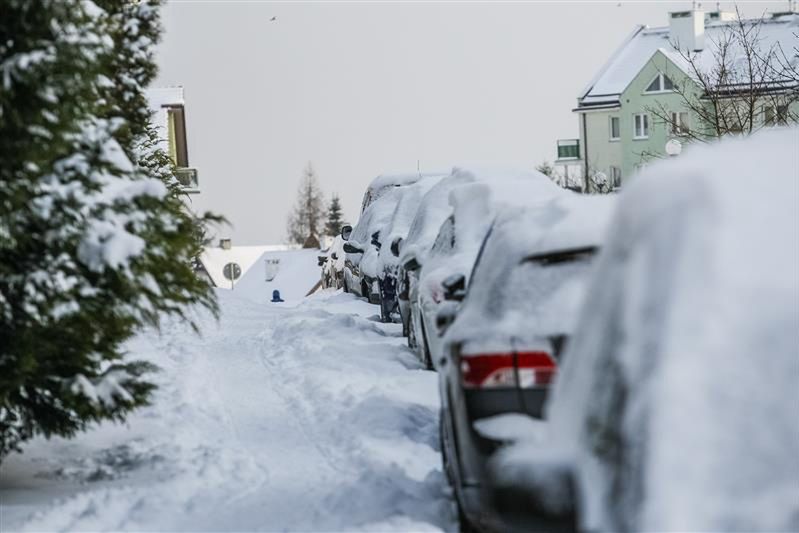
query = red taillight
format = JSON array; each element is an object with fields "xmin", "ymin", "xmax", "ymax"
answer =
[{"xmin": 460, "ymin": 351, "xmax": 556, "ymax": 389}]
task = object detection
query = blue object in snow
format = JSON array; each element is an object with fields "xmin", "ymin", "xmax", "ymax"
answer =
[{"xmin": 271, "ymin": 290, "xmax": 284, "ymax": 303}]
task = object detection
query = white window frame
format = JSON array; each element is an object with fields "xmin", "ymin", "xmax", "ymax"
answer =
[
  {"xmin": 609, "ymin": 116, "xmax": 620, "ymax": 141},
  {"xmin": 633, "ymin": 113, "xmax": 649, "ymax": 139},
  {"xmin": 609, "ymin": 166, "xmax": 622, "ymax": 188},
  {"xmin": 643, "ymin": 73, "xmax": 676, "ymax": 94},
  {"xmin": 671, "ymin": 111, "xmax": 689, "ymax": 136}
]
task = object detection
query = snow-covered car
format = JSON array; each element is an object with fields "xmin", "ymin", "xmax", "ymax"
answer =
[
  {"xmin": 320, "ymin": 235, "xmax": 346, "ymax": 289},
  {"xmin": 374, "ymin": 176, "xmax": 444, "ymax": 322},
  {"xmin": 438, "ymin": 194, "xmax": 615, "ymax": 532},
  {"xmin": 401, "ymin": 168, "xmax": 564, "ymax": 369},
  {"xmin": 397, "ymin": 172, "xmax": 478, "ymax": 342},
  {"xmin": 343, "ymin": 172, "xmax": 442, "ymax": 302},
  {"xmin": 487, "ymin": 129, "xmax": 799, "ymax": 532}
]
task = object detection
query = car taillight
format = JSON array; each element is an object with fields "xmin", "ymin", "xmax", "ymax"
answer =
[{"xmin": 460, "ymin": 352, "xmax": 556, "ymax": 389}]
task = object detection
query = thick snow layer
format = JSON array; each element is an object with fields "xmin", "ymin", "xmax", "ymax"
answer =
[
  {"xmin": 418, "ymin": 168, "xmax": 565, "ymax": 306},
  {"xmin": 446, "ymin": 195, "xmax": 615, "ymax": 347},
  {"xmin": 503, "ymin": 128, "xmax": 799, "ymax": 531},
  {"xmin": 581, "ymin": 15, "xmax": 799, "ymax": 102},
  {"xmin": 400, "ymin": 173, "xmax": 476, "ymax": 270},
  {"xmin": 377, "ymin": 177, "xmax": 442, "ymax": 273},
  {"xmin": 0, "ymin": 290, "xmax": 454, "ymax": 532}
]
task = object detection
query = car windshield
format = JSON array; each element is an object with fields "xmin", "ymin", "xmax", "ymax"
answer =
[{"xmin": 508, "ymin": 248, "xmax": 596, "ymax": 336}]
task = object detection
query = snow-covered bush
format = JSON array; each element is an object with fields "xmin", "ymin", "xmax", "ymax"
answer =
[{"xmin": 0, "ymin": 0, "xmax": 218, "ymax": 461}]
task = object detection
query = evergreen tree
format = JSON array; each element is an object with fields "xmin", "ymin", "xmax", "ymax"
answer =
[
  {"xmin": 0, "ymin": 0, "xmax": 217, "ymax": 461},
  {"xmin": 286, "ymin": 162, "xmax": 325, "ymax": 245},
  {"xmin": 324, "ymin": 195, "xmax": 344, "ymax": 237}
]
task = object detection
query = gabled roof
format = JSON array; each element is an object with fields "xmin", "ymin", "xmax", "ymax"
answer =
[{"xmin": 578, "ymin": 13, "xmax": 799, "ymax": 109}]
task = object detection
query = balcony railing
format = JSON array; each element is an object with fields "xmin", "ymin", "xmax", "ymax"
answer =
[
  {"xmin": 175, "ymin": 167, "xmax": 199, "ymax": 193},
  {"xmin": 556, "ymin": 139, "xmax": 581, "ymax": 161}
]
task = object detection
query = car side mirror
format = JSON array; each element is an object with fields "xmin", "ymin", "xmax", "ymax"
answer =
[
  {"xmin": 442, "ymin": 273, "xmax": 466, "ymax": 302},
  {"xmin": 371, "ymin": 231, "xmax": 381, "ymax": 250},
  {"xmin": 331, "ymin": 252, "xmax": 338, "ymax": 260},
  {"xmin": 436, "ymin": 301, "xmax": 459, "ymax": 335},
  {"xmin": 317, "ymin": 256, "xmax": 327, "ymax": 267},
  {"xmin": 390, "ymin": 237, "xmax": 403, "ymax": 257},
  {"xmin": 340, "ymin": 225, "xmax": 353, "ymax": 241},
  {"xmin": 403, "ymin": 256, "xmax": 421, "ymax": 272},
  {"xmin": 343, "ymin": 242, "xmax": 363, "ymax": 254}
]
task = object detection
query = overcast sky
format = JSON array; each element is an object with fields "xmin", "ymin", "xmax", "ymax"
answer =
[{"xmin": 155, "ymin": 0, "xmax": 788, "ymax": 245}]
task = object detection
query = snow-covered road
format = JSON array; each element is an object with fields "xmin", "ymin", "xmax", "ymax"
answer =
[{"xmin": 0, "ymin": 290, "xmax": 455, "ymax": 532}]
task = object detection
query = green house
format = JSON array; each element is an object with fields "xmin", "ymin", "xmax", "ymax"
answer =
[{"xmin": 556, "ymin": 8, "xmax": 799, "ymax": 192}]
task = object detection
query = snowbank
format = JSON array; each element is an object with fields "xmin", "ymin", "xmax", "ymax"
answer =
[
  {"xmin": 0, "ymin": 290, "xmax": 455, "ymax": 531},
  {"xmin": 233, "ymin": 248, "xmax": 322, "ymax": 303}
]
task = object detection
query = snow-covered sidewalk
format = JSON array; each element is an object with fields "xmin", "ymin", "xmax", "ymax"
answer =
[{"xmin": 0, "ymin": 290, "xmax": 454, "ymax": 532}]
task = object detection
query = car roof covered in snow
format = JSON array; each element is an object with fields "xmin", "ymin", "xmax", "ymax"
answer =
[
  {"xmin": 446, "ymin": 194, "xmax": 616, "ymax": 347},
  {"xmin": 359, "ymin": 172, "xmax": 447, "ymax": 214},
  {"xmin": 377, "ymin": 176, "xmax": 444, "ymax": 272},
  {"xmin": 499, "ymin": 127, "xmax": 799, "ymax": 532}
]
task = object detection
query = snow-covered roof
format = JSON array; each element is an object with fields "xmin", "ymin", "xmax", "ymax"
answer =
[
  {"xmin": 145, "ymin": 86, "xmax": 185, "ymax": 110},
  {"xmin": 200, "ymin": 244, "xmax": 299, "ymax": 288},
  {"xmin": 234, "ymin": 248, "xmax": 322, "ymax": 302},
  {"xmin": 579, "ymin": 13, "xmax": 799, "ymax": 107}
]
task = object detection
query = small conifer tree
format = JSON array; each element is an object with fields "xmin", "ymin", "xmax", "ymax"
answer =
[{"xmin": 324, "ymin": 195, "xmax": 344, "ymax": 237}]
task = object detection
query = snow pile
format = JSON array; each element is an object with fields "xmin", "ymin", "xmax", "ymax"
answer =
[
  {"xmin": 199, "ymin": 244, "xmax": 299, "ymax": 288},
  {"xmin": 234, "ymin": 248, "xmax": 322, "ymax": 303},
  {"xmin": 418, "ymin": 168, "xmax": 565, "ymax": 304},
  {"xmin": 0, "ymin": 290, "xmax": 454, "ymax": 531},
  {"xmin": 499, "ymin": 127, "xmax": 799, "ymax": 532}
]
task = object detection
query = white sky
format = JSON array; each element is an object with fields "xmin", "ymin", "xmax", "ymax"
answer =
[{"xmin": 155, "ymin": 0, "xmax": 789, "ymax": 245}]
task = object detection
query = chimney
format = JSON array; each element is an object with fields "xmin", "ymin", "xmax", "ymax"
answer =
[
  {"xmin": 669, "ymin": 10, "xmax": 705, "ymax": 52},
  {"xmin": 219, "ymin": 238, "xmax": 231, "ymax": 250}
]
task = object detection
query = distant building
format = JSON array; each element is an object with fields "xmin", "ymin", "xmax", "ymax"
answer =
[
  {"xmin": 146, "ymin": 87, "xmax": 199, "ymax": 194},
  {"xmin": 556, "ymin": 8, "xmax": 799, "ymax": 191}
]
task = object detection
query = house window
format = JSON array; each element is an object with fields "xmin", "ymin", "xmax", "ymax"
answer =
[
  {"xmin": 776, "ymin": 105, "xmax": 789, "ymax": 125},
  {"xmin": 634, "ymin": 113, "xmax": 649, "ymax": 139},
  {"xmin": 610, "ymin": 166, "xmax": 622, "ymax": 188},
  {"xmin": 609, "ymin": 116, "xmax": 620, "ymax": 140},
  {"xmin": 644, "ymin": 73, "xmax": 676, "ymax": 93},
  {"xmin": 763, "ymin": 105, "xmax": 776, "ymax": 126},
  {"xmin": 671, "ymin": 112, "xmax": 689, "ymax": 135}
]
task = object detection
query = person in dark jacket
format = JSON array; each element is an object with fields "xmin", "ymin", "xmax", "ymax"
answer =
[{"xmin": 271, "ymin": 290, "xmax": 284, "ymax": 303}]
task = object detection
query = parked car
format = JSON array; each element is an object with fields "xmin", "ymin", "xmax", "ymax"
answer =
[
  {"xmin": 397, "ymin": 172, "xmax": 477, "ymax": 342},
  {"xmin": 437, "ymin": 194, "xmax": 615, "ymax": 532},
  {"xmin": 486, "ymin": 129, "xmax": 799, "ymax": 533},
  {"xmin": 401, "ymin": 168, "xmax": 564, "ymax": 369},
  {"xmin": 320, "ymin": 235, "xmax": 346, "ymax": 289},
  {"xmin": 342, "ymin": 173, "xmax": 442, "ymax": 302},
  {"xmin": 374, "ymin": 176, "xmax": 444, "ymax": 322}
]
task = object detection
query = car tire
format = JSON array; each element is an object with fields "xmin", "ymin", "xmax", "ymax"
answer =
[
  {"xmin": 420, "ymin": 320, "xmax": 434, "ymax": 371},
  {"xmin": 441, "ymin": 410, "xmax": 477, "ymax": 533}
]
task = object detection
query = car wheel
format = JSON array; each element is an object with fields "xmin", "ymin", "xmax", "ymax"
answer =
[
  {"xmin": 407, "ymin": 320, "xmax": 417, "ymax": 349},
  {"xmin": 420, "ymin": 320, "xmax": 434, "ymax": 371},
  {"xmin": 440, "ymin": 409, "xmax": 476, "ymax": 533}
]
